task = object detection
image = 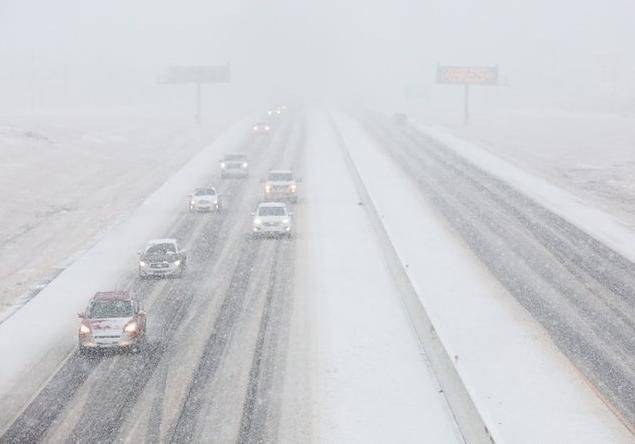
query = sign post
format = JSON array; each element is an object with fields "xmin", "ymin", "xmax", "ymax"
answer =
[
  {"xmin": 160, "ymin": 64, "xmax": 231, "ymax": 124},
  {"xmin": 436, "ymin": 65, "xmax": 498, "ymax": 125}
]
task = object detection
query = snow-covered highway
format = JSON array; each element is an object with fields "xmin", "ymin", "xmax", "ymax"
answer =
[{"xmin": 0, "ymin": 108, "xmax": 633, "ymax": 443}]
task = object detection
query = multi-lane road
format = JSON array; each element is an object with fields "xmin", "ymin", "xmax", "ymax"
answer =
[
  {"xmin": 3, "ymin": 112, "xmax": 304, "ymax": 443},
  {"xmin": 1, "ymin": 108, "xmax": 633, "ymax": 442}
]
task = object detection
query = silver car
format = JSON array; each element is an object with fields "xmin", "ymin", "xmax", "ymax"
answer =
[
  {"xmin": 220, "ymin": 153, "xmax": 249, "ymax": 178},
  {"xmin": 263, "ymin": 169, "xmax": 301, "ymax": 203},
  {"xmin": 189, "ymin": 187, "xmax": 222, "ymax": 212},
  {"xmin": 138, "ymin": 239, "xmax": 187, "ymax": 278},
  {"xmin": 252, "ymin": 202, "xmax": 293, "ymax": 238}
]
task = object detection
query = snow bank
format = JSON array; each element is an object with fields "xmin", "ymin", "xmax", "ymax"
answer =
[
  {"xmin": 0, "ymin": 119, "xmax": 250, "ymax": 402},
  {"xmin": 412, "ymin": 122, "xmax": 635, "ymax": 265},
  {"xmin": 334, "ymin": 112, "xmax": 632, "ymax": 442}
]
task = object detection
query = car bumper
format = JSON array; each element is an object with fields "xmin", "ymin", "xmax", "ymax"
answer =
[
  {"xmin": 79, "ymin": 334, "xmax": 140, "ymax": 349},
  {"xmin": 140, "ymin": 263, "xmax": 180, "ymax": 276},
  {"xmin": 191, "ymin": 203, "xmax": 219, "ymax": 211},
  {"xmin": 253, "ymin": 225, "xmax": 291, "ymax": 234},
  {"xmin": 264, "ymin": 191, "xmax": 297, "ymax": 201}
]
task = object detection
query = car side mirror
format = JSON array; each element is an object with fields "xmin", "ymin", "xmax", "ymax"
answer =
[
  {"xmin": 180, "ymin": 249, "xmax": 187, "ymax": 256},
  {"xmin": 288, "ymin": 212, "xmax": 294, "ymax": 217},
  {"xmin": 138, "ymin": 310, "xmax": 146, "ymax": 316},
  {"xmin": 251, "ymin": 211, "xmax": 256, "ymax": 216},
  {"xmin": 78, "ymin": 312, "xmax": 86, "ymax": 318}
]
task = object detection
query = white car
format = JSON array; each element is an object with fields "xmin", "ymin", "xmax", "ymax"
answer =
[
  {"xmin": 189, "ymin": 187, "xmax": 222, "ymax": 212},
  {"xmin": 138, "ymin": 239, "xmax": 187, "ymax": 278},
  {"xmin": 252, "ymin": 121, "xmax": 271, "ymax": 134},
  {"xmin": 263, "ymin": 169, "xmax": 301, "ymax": 203},
  {"xmin": 220, "ymin": 153, "xmax": 249, "ymax": 178},
  {"xmin": 252, "ymin": 202, "xmax": 293, "ymax": 237}
]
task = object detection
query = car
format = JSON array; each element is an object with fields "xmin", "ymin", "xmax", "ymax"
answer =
[
  {"xmin": 189, "ymin": 187, "xmax": 222, "ymax": 212},
  {"xmin": 252, "ymin": 202, "xmax": 292, "ymax": 237},
  {"xmin": 78, "ymin": 290, "xmax": 146, "ymax": 353},
  {"xmin": 138, "ymin": 239, "xmax": 187, "ymax": 278},
  {"xmin": 252, "ymin": 121, "xmax": 271, "ymax": 134},
  {"xmin": 220, "ymin": 153, "xmax": 249, "ymax": 178},
  {"xmin": 262, "ymin": 169, "xmax": 301, "ymax": 203}
]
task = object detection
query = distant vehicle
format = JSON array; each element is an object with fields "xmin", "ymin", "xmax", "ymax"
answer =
[
  {"xmin": 78, "ymin": 290, "xmax": 146, "ymax": 353},
  {"xmin": 252, "ymin": 202, "xmax": 292, "ymax": 237},
  {"xmin": 252, "ymin": 121, "xmax": 271, "ymax": 134},
  {"xmin": 138, "ymin": 239, "xmax": 187, "ymax": 278},
  {"xmin": 189, "ymin": 187, "xmax": 222, "ymax": 212},
  {"xmin": 263, "ymin": 169, "xmax": 301, "ymax": 203},
  {"xmin": 267, "ymin": 108, "xmax": 282, "ymax": 116},
  {"xmin": 392, "ymin": 113, "xmax": 408, "ymax": 125},
  {"xmin": 220, "ymin": 153, "xmax": 249, "ymax": 178}
]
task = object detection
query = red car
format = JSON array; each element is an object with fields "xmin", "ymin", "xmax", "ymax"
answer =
[{"xmin": 78, "ymin": 291, "xmax": 147, "ymax": 353}]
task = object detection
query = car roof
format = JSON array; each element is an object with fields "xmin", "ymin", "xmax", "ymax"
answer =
[
  {"xmin": 194, "ymin": 187, "xmax": 216, "ymax": 192},
  {"xmin": 146, "ymin": 238, "xmax": 177, "ymax": 246},
  {"xmin": 91, "ymin": 291, "xmax": 132, "ymax": 302},
  {"xmin": 258, "ymin": 202, "xmax": 287, "ymax": 208},
  {"xmin": 224, "ymin": 152, "xmax": 246, "ymax": 157}
]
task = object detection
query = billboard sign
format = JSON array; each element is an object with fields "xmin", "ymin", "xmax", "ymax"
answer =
[
  {"xmin": 163, "ymin": 64, "xmax": 231, "ymax": 84},
  {"xmin": 436, "ymin": 66, "xmax": 498, "ymax": 85}
]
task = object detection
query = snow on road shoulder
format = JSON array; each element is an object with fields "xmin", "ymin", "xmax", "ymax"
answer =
[
  {"xmin": 297, "ymin": 110, "xmax": 462, "ymax": 443},
  {"xmin": 0, "ymin": 118, "xmax": 251, "ymax": 426},
  {"xmin": 334, "ymin": 112, "xmax": 632, "ymax": 443},
  {"xmin": 412, "ymin": 121, "xmax": 635, "ymax": 266}
]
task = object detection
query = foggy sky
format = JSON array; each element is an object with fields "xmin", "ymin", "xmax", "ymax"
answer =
[{"xmin": 1, "ymin": 0, "xmax": 634, "ymax": 113}]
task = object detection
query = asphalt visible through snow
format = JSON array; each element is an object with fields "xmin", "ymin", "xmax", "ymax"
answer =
[
  {"xmin": 2, "ymin": 112, "xmax": 305, "ymax": 443},
  {"xmin": 363, "ymin": 112, "xmax": 635, "ymax": 431}
]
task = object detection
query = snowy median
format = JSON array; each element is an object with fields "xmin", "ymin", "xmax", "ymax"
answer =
[{"xmin": 0, "ymin": 118, "xmax": 250, "ymax": 410}]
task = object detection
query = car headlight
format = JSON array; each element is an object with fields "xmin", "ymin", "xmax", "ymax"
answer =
[
  {"xmin": 282, "ymin": 218, "xmax": 290, "ymax": 225},
  {"xmin": 220, "ymin": 162, "xmax": 227, "ymax": 168},
  {"xmin": 265, "ymin": 126, "xmax": 270, "ymax": 131},
  {"xmin": 173, "ymin": 259, "xmax": 181, "ymax": 266},
  {"xmin": 124, "ymin": 321, "xmax": 138, "ymax": 333},
  {"xmin": 242, "ymin": 162, "xmax": 248, "ymax": 168},
  {"xmin": 139, "ymin": 260, "xmax": 147, "ymax": 267},
  {"xmin": 254, "ymin": 218, "xmax": 262, "ymax": 226},
  {"xmin": 289, "ymin": 184, "xmax": 297, "ymax": 192},
  {"xmin": 265, "ymin": 185, "xmax": 272, "ymax": 193},
  {"xmin": 79, "ymin": 324, "xmax": 91, "ymax": 335},
  {"xmin": 253, "ymin": 126, "xmax": 259, "ymax": 131}
]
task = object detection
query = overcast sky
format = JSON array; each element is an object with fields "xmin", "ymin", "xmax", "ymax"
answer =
[{"xmin": 1, "ymin": 0, "xmax": 634, "ymax": 113}]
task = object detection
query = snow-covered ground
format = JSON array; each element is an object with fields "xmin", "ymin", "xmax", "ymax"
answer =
[
  {"xmin": 0, "ymin": 110, "xmax": 232, "ymax": 319},
  {"xmin": 334, "ymin": 111, "xmax": 632, "ymax": 442},
  {"xmin": 413, "ymin": 108, "xmax": 635, "ymax": 229}
]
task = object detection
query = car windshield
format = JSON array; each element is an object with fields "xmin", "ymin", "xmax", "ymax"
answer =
[
  {"xmin": 194, "ymin": 188, "xmax": 215, "ymax": 196},
  {"xmin": 89, "ymin": 300, "xmax": 133, "ymax": 318},
  {"xmin": 256, "ymin": 122, "xmax": 268, "ymax": 126},
  {"xmin": 146, "ymin": 243, "xmax": 176, "ymax": 255},
  {"xmin": 258, "ymin": 206, "xmax": 286, "ymax": 216},
  {"xmin": 224, "ymin": 154, "xmax": 246, "ymax": 161},
  {"xmin": 268, "ymin": 172, "xmax": 293, "ymax": 181}
]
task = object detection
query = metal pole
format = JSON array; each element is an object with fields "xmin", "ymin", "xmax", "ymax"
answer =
[
  {"xmin": 464, "ymin": 83, "xmax": 469, "ymax": 126},
  {"xmin": 195, "ymin": 82, "xmax": 202, "ymax": 124}
]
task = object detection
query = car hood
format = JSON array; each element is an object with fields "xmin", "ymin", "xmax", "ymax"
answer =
[
  {"xmin": 141, "ymin": 253, "xmax": 178, "ymax": 263},
  {"xmin": 267, "ymin": 180, "xmax": 293, "ymax": 186},
  {"xmin": 88, "ymin": 317, "xmax": 130, "ymax": 334},
  {"xmin": 255, "ymin": 215, "xmax": 288, "ymax": 223},
  {"xmin": 192, "ymin": 195, "xmax": 217, "ymax": 202}
]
